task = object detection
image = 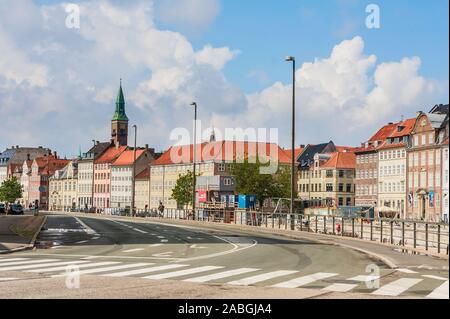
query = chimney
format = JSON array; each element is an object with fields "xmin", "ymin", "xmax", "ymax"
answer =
[
  {"xmin": 96, "ymin": 141, "xmax": 100, "ymax": 145},
  {"xmin": 38, "ymin": 146, "xmax": 42, "ymax": 149},
  {"xmin": 300, "ymin": 144, "xmax": 305, "ymax": 149},
  {"xmin": 53, "ymin": 151, "xmax": 57, "ymax": 158},
  {"xmin": 16, "ymin": 145, "xmax": 19, "ymax": 149}
]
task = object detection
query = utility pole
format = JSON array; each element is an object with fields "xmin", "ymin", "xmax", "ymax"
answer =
[
  {"xmin": 190, "ymin": 102, "xmax": 198, "ymax": 221},
  {"xmin": 131, "ymin": 125, "xmax": 137, "ymax": 217},
  {"xmin": 91, "ymin": 139, "xmax": 96, "ymax": 213}
]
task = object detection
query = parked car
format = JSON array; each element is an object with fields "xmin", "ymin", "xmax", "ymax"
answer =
[
  {"xmin": 0, "ymin": 203, "xmax": 6, "ymax": 215},
  {"xmin": 9, "ymin": 204, "xmax": 24, "ymax": 215}
]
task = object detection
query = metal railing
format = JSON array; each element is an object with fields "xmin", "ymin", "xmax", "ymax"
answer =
[{"xmin": 144, "ymin": 208, "xmax": 449, "ymax": 256}]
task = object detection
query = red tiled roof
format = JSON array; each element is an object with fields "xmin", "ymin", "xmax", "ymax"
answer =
[
  {"xmin": 388, "ymin": 118, "xmax": 416, "ymax": 138},
  {"xmin": 321, "ymin": 152, "xmax": 356, "ymax": 169},
  {"xmin": 376, "ymin": 141, "xmax": 407, "ymax": 150},
  {"xmin": 442, "ymin": 137, "xmax": 449, "ymax": 145},
  {"xmin": 152, "ymin": 141, "xmax": 292, "ymax": 166},
  {"xmin": 34, "ymin": 155, "xmax": 71, "ymax": 175},
  {"xmin": 135, "ymin": 168, "xmax": 149, "ymax": 180},
  {"xmin": 335, "ymin": 146, "xmax": 357, "ymax": 152},
  {"xmin": 369, "ymin": 123, "xmax": 397, "ymax": 142},
  {"xmin": 284, "ymin": 147, "xmax": 304, "ymax": 160},
  {"xmin": 95, "ymin": 146, "xmax": 127, "ymax": 164},
  {"xmin": 112, "ymin": 149, "xmax": 145, "ymax": 166}
]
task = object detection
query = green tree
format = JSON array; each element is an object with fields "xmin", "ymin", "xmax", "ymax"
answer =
[
  {"xmin": 230, "ymin": 159, "xmax": 291, "ymax": 208},
  {"xmin": 0, "ymin": 177, "xmax": 23, "ymax": 204},
  {"xmin": 171, "ymin": 171, "xmax": 194, "ymax": 209}
]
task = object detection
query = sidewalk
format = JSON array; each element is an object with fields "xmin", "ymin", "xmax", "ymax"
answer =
[{"xmin": 0, "ymin": 215, "xmax": 46, "ymax": 253}]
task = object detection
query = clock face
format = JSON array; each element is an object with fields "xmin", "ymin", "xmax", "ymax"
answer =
[{"xmin": 421, "ymin": 119, "xmax": 427, "ymax": 127}]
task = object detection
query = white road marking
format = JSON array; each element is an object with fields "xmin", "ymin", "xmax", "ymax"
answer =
[
  {"xmin": 74, "ymin": 217, "xmax": 97, "ymax": 235},
  {"xmin": 104, "ymin": 264, "xmax": 185, "ymax": 277},
  {"xmin": 0, "ymin": 260, "xmax": 91, "ymax": 271},
  {"xmin": 422, "ymin": 275, "xmax": 448, "ymax": 281},
  {"xmin": 160, "ymin": 239, "xmax": 168, "ymax": 243},
  {"xmin": 143, "ymin": 266, "xmax": 224, "ymax": 280},
  {"xmin": 372, "ymin": 278, "xmax": 423, "ymax": 296},
  {"xmin": 349, "ymin": 275, "xmax": 380, "ymax": 282},
  {"xmin": 152, "ymin": 252, "xmax": 173, "ymax": 257},
  {"xmin": 75, "ymin": 240, "xmax": 89, "ymax": 244},
  {"xmin": 0, "ymin": 258, "xmax": 28, "ymax": 263},
  {"xmin": 92, "ymin": 237, "xmax": 100, "ymax": 240},
  {"xmin": 185, "ymin": 268, "xmax": 259, "ymax": 283},
  {"xmin": 150, "ymin": 244, "xmax": 163, "ymax": 247},
  {"xmin": 26, "ymin": 261, "xmax": 120, "ymax": 273},
  {"xmin": 0, "ymin": 278, "xmax": 18, "ymax": 282},
  {"xmin": 228, "ymin": 270, "xmax": 299, "ymax": 286},
  {"xmin": 190, "ymin": 244, "xmax": 207, "ymax": 249},
  {"xmin": 133, "ymin": 228, "xmax": 148, "ymax": 234},
  {"xmin": 157, "ymin": 236, "xmax": 165, "ymax": 239},
  {"xmin": 0, "ymin": 259, "xmax": 58, "ymax": 268},
  {"xmin": 51, "ymin": 246, "xmax": 65, "ymax": 249},
  {"xmin": 122, "ymin": 248, "xmax": 145, "ymax": 253},
  {"xmin": 427, "ymin": 281, "xmax": 449, "ymax": 299},
  {"xmin": 396, "ymin": 268, "xmax": 418, "ymax": 274},
  {"xmin": 323, "ymin": 283, "xmax": 358, "ymax": 292},
  {"xmin": 271, "ymin": 272, "xmax": 338, "ymax": 289},
  {"xmin": 52, "ymin": 263, "xmax": 150, "ymax": 277}
]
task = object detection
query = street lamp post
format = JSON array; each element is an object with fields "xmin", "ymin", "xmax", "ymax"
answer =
[
  {"xmin": 285, "ymin": 56, "xmax": 296, "ymax": 226},
  {"xmin": 131, "ymin": 125, "xmax": 137, "ymax": 217},
  {"xmin": 91, "ymin": 139, "xmax": 96, "ymax": 213},
  {"xmin": 190, "ymin": 102, "xmax": 198, "ymax": 220}
]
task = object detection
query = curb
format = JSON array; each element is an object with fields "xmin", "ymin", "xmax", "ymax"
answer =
[{"xmin": 0, "ymin": 215, "xmax": 47, "ymax": 255}]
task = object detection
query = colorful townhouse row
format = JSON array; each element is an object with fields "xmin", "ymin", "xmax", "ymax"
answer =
[{"xmin": 1, "ymin": 82, "xmax": 448, "ymax": 222}]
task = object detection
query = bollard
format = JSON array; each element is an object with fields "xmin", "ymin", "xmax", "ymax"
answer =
[
  {"xmin": 360, "ymin": 219, "xmax": 364, "ymax": 240},
  {"xmin": 402, "ymin": 222, "xmax": 405, "ymax": 247},
  {"xmin": 285, "ymin": 215, "xmax": 287, "ymax": 230},
  {"xmin": 380, "ymin": 220, "xmax": 383, "ymax": 243},
  {"xmin": 370, "ymin": 219, "xmax": 373, "ymax": 241},
  {"xmin": 265, "ymin": 214, "xmax": 268, "ymax": 228},
  {"xmin": 315, "ymin": 216, "xmax": 318, "ymax": 233},
  {"xmin": 300, "ymin": 215, "xmax": 303, "ymax": 231},
  {"xmin": 352, "ymin": 218, "xmax": 355, "ymax": 238},
  {"xmin": 425, "ymin": 223, "xmax": 429, "ymax": 251},
  {"xmin": 437, "ymin": 224, "xmax": 441, "ymax": 254},
  {"xmin": 332, "ymin": 216, "xmax": 335, "ymax": 235},
  {"xmin": 341, "ymin": 218, "xmax": 344, "ymax": 236},
  {"xmin": 272, "ymin": 214, "xmax": 274, "ymax": 228},
  {"xmin": 324, "ymin": 216, "xmax": 327, "ymax": 234},
  {"xmin": 308, "ymin": 215, "xmax": 311, "ymax": 232},
  {"xmin": 390, "ymin": 221, "xmax": 394, "ymax": 245},
  {"xmin": 413, "ymin": 223, "xmax": 417, "ymax": 249}
]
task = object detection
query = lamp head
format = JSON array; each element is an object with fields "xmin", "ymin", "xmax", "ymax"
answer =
[
  {"xmin": 190, "ymin": 102, "xmax": 197, "ymax": 107},
  {"xmin": 285, "ymin": 56, "xmax": 295, "ymax": 62}
]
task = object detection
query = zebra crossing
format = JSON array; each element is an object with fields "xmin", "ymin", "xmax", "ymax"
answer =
[{"xmin": 0, "ymin": 256, "xmax": 448, "ymax": 299}]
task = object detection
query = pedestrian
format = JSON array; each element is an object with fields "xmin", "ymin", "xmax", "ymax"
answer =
[
  {"xmin": 336, "ymin": 223, "xmax": 341, "ymax": 234},
  {"xmin": 158, "ymin": 201, "xmax": 165, "ymax": 218}
]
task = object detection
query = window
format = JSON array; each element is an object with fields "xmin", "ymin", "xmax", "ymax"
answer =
[
  {"xmin": 339, "ymin": 170, "xmax": 344, "ymax": 178},
  {"xmin": 326, "ymin": 183, "xmax": 333, "ymax": 192},
  {"xmin": 218, "ymin": 163, "xmax": 226, "ymax": 172},
  {"xmin": 414, "ymin": 135, "xmax": 419, "ymax": 146},
  {"xmin": 421, "ymin": 134, "xmax": 426, "ymax": 146},
  {"xmin": 338, "ymin": 183, "xmax": 344, "ymax": 192},
  {"xmin": 346, "ymin": 198, "xmax": 352, "ymax": 206},
  {"xmin": 429, "ymin": 133, "xmax": 434, "ymax": 145},
  {"xmin": 338, "ymin": 198, "xmax": 343, "ymax": 206},
  {"xmin": 346, "ymin": 184, "xmax": 352, "ymax": 192},
  {"xmin": 326, "ymin": 170, "xmax": 333, "ymax": 178}
]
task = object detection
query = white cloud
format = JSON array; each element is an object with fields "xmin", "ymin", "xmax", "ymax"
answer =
[
  {"xmin": 154, "ymin": 0, "xmax": 220, "ymax": 32},
  {"xmin": 195, "ymin": 45, "xmax": 239, "ymax": 70}
]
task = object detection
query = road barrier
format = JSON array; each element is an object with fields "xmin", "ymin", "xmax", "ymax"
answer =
[{"xmin": 144, "ymin": 208, "xmax": 449, "ymax": 256}]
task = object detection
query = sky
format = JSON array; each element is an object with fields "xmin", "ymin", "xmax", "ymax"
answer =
[{"xmin": 0, "ymin": 0, "xmax": 448, "ymax": 158}]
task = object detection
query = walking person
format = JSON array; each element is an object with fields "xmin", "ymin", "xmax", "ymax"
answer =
[{"xmin": 158, "ymin": 201, "xmax": 165, "ymax": 218}]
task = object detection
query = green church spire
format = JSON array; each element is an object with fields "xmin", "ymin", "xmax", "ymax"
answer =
[{"xmin": 112, "ymin": 79, "xmax": 128, "ymax": 121}]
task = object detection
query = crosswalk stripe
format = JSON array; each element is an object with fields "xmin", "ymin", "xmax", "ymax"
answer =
[
  {"xmin": 349, "ymin": 275, "xmax": 380, "ymax": 282},
  {"xmin": 323, "ymin": 283, "xmax": 358, "ymax": 292},
  {"xmin": 0, "ymin": 259, "xmax": 58, "ymax": 268},
  {"xmin": 122, "ymin": 248, "xmax": 145, "ymax": 253},
  {"xmin": 426, "ymin": 281, "xmax": 449, "ymax": 299},
  {"xmin": 143, "ymin": 266, "xmax": 224, "ymax": 280},
  {"xmin": 0, "ymin": 260, "xmax": 91, "ymax": 271},
  {"xmin": 372, "ymin": 278, "xmax": 423, "ymax": 296},
  {"xmin": 52, "ymin": 263, "xmax": 151, "ymax": 277},
  {"xmin": 0, "ymin": 258, "xmax": 29, "ymax": 263},
  {"xmin": 271, "ymin": 272, "xmax": 338, "ymax": 289},
  {"xmin": 103, "ymin": 264, "xmax": 185, "ymax": 277},
  {"xmin": 396, "ymin": 268, "xmax": 418, "ymax": 274},
  {"xmin": 422, "ymin": 275, "xmax": 448, "ymax": 281},
  {"xmin": 0, "ymin": 278, "xmax": 18, "ymax": 282},
  {"xmin": 228, "ymin": 270, "xmax": 299, "ymax": 286},
  {"xmin": 26, "ymin": 261, "xmax": 120, "ymax": 273},
  {"xmin": 185, "ymin": 268, "xmax": 259, "ymax": 283}
]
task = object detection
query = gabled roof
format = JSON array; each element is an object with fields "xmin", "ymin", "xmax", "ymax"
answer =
[
  {"xmin": 388, "ymin": 118, "xmax": 415, "ymax": 138},
  {"xmin": 80, "ymin": 142, "xmax": 111, "ymax": 161},
  {"xmin": 297, "ymin": 142, "xmax": 336, "ymax": 168},
  {"xmin": 33, "ymin": 155, "xmax": 71, "ymax": 175},
  {"xmin": 284, "ymin": 147, "xmax": 304, "ymax": 160},
  {"xmin": 135, "ymin": 168, "xmax": 149, "ymax": 180},
  {"xmin": 95, "ymin": 146, "xmax": 127, "ymax": 164},
  {"xmin": 151, "ymin": 141, "xmax": 292, "ymax": 166},
  {"xmin": 111, "ymin": 149, "xmax": 146, "ymax": 166},
  {"xmin": 321, "ymin": 152, "xmax": 356, "ymax": 169}
]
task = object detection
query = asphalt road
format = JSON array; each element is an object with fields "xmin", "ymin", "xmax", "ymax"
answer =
[{"xmin": 0, "ymin": 213, "xmax": 448, "ymax": 299}]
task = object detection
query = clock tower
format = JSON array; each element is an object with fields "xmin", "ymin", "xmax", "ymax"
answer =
[{"xmin": 111, "ymin": 80, "xmax": 129, "ymax": 146}]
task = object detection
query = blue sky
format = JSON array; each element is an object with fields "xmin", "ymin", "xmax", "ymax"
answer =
[{"xmin": 0, "ymin": 0, "xmax": 448, "ymax": 157}]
